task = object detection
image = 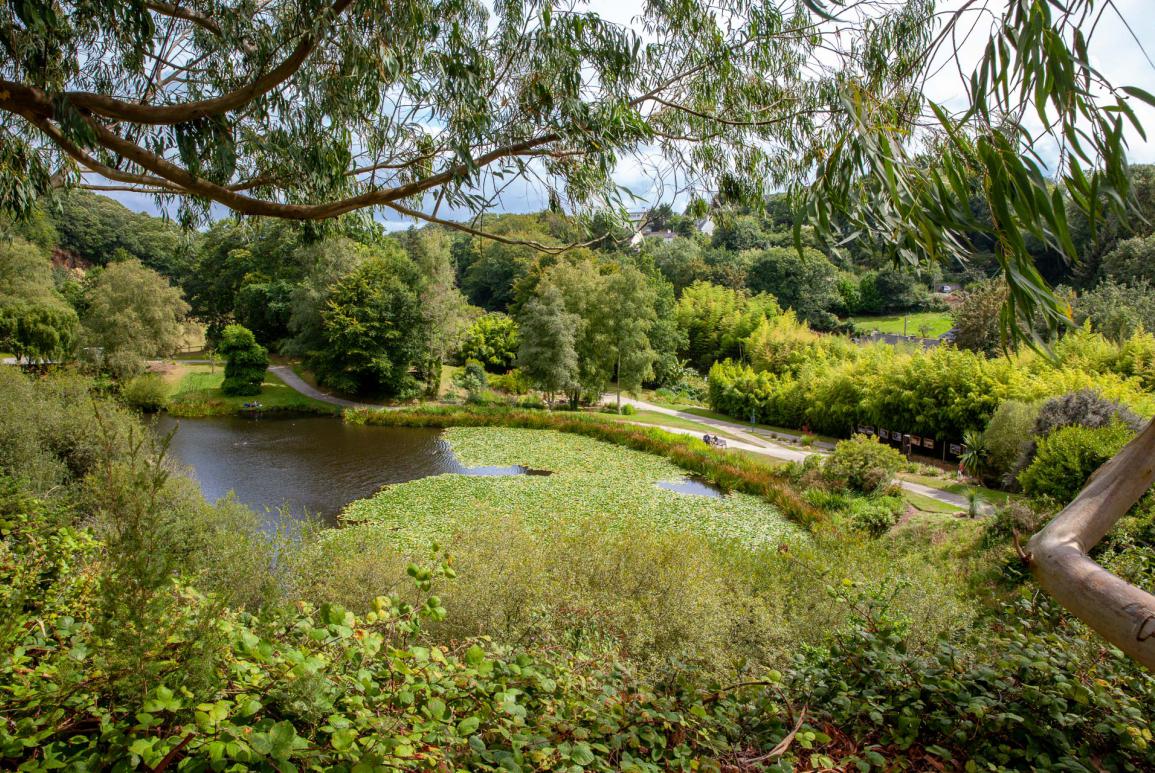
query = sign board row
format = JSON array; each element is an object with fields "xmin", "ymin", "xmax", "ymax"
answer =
[{"xmin": 855, "ymin": 425, "xmax": 966, "ymax": 458}]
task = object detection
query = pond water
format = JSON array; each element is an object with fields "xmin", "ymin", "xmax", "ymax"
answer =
[
  {"xmin": 155, "ymin": 414, "xmax": 545, "ymax": 526},
  {"xmin": 655, "ymin": 476, "xmax": 726, "ymax": 499}
]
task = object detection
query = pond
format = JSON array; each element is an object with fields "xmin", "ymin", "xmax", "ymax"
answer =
[
  {"xmin": 655, "ymin": 476, "xmax": 726, "ymax": 499},
  {"xmin": 155, "ymin": 414, "xmax": 546, "ymax": 526}
]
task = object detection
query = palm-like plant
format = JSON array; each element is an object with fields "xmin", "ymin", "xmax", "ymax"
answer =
[{"xmin": 959, "ymin": 429, "xmax": 989, "ymax": 481}]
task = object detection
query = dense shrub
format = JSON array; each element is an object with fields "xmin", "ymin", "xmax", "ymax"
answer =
[
  {"xmin": 1018, "ymin": 422, "xmax": 1136, "ymax": 503},
  {"xmin": 983, "ymin": 499, "xmax": 1048, "ymax": 547},
  {"xmin": 0, "ymin": 368, "xmax": 137, "ymax": 493},
  {"xmin": 847, "ymin": 495, "xmax": 905, "ymax": 536},
  {"xmin": 981, "ymin": 399, "xmax": 1040, "ymax": 485},
  {"xmin": 218, "ymin": 323, "xmax": 268, "ymax": 396},
  {"xmin": 707, "ymin": 329, "xmax": 1154, "ymax": 446},
  {"xmin": 1032, "ymin": 388, "xmax": 1144, "ymax": 437},
  {"xmin": 792, "ymin": 589, "xmax": 1155, "ymax": 770},
  {"xmin": 489, "ymin": 367, "xmax": 531, "ymax": 394},
  {"xmin": 824, "ymin": 434, "xmax": 904, "ymax": 493},
  {"xmin": 456, "ymin": 312, "xmax": 519, "ymax": 371},
  {"xmin": 121, "ymin": 373, "xmax": 169, "ymax": 412},
  {"xmin": 452, "ymin": 358, "xmax": 488, "ymax": 399},
  {"xmin": 1014, "ymin": 389, "xmax": 1145, "ymax": 476}
]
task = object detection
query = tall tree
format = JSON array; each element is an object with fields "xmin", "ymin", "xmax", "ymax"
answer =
[
  {"xmin": 81, "ymin": 259, "xmax": 189, "ymax": 378},
  {"xmin": 311, "ymin": 252, "xmax": 428, "ymax": 396},
  {"xmin": 597, "ymin": 267, "xmax": 658, "ymax": 412},
  {"xmin": 402, "ymin": 228, "xmax": 473, "ymax": 391},
  {"xmin": 746, "ymin": 247, "xmax": 840, "ymax": 329},
  {"xmin": 952, "ymin": 280, "xmax": 1010, "ymax": 356},
  {"xmin": 286, "ymin": 237, "xmax": 374, "ymax": 357},
  {"xmin": 516, "ymin": 283, "xmax": 579, "ymax": 406},
  {"xmin": 545, "ymin": 259, "xmax": 610, "ymax": 407}
]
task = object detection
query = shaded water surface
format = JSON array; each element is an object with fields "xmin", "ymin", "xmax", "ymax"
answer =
[
  {"xmin": 655, "ymin": 476, "xmax": 725, "ymax": 499},
  {"xmin": 156, "ymin": 415, "xmax": 539, "ymax": 525}
]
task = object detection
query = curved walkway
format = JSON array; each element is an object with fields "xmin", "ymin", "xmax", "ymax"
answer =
[
  {"xmin": 608, "ymin": 394, "xmax": 975, "ymax": 511},
  {"xmin": 267, "ymin": 365, "xmax": 383, "ymax": 410}
]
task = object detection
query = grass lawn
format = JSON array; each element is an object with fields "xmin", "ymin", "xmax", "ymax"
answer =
[
  {"xmin": 172, "ymin": 350, "xmax": 214, "ymax": 361},
  {"xmin": 340, "ymin": 427, "xmax": 804, "ymax": 551},
  {"xmin": 679, "ymin": 407, "xmax": 839, "ymax": 445},
  {"xmin": 440, "ymin": 364, "xmax": 462, "ymax": 398},
  {"xmin": 597, "ymin": 409, "xmax": 744, "ymax": 441},
  {"xmin": 898, "ymin": 472, "xmax": 1014, "ymax": 507},
  {"xmin": 850, "ymin": 311, "xmax": 953, "ymax": 338},
  {"xmin": 903, "ymin": 490, "xmax": 964, "ymax": 514},
  {"xmin": 165, "ymin": 363, "xmax": 337, "ymax": 416}
]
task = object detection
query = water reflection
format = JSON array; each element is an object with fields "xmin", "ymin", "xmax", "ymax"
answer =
[{"xmin": 655, "ymin": 476, "xmax": 725, "ymax": 499}]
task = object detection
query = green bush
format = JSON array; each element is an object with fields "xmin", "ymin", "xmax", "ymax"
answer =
[
  {"xmin": 983, "ymin": 499, "xmax": 1048, "ymax": 547},
  {"xmin": 824, "ymin": 434, "xmax": 905, "ymax": 493},
  {"xmin": 121, "ymin": 373, "xmax": 169, "ymax": 412},
  {"xmin": 981, "ymin": 399, "xmax": 1039, "ymax": 484},
  {"xmin": 218, "ymin": 324, "xmax": 268, "ymax": 396},
  {"xmin": 453, "ymin": 358, "xmax": 488, "ymax": 395},
  {"xmin": 490, "ymin": 367, "xmax": 531, "ymax": 394},
  {"xmin": 457, "ymin": 312, "xmax": 519, "ymax": 371},
  {"xmin": 706, "ymin": 324, "xmax": 1155, "ymax": 448},
  {"xmin": 847, "ymin": 495, "xmax": 905, "ymax": 536},
  {"xmin": 791, "ymin": 587, "xmax": 1155, "ymax": 770},
  {"xmin": 1018, "ymin": 422, "xmax": 1136, "ymax": 503}
]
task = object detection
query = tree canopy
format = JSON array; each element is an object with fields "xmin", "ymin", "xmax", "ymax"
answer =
[
  {"xmin": 4, "ymin": 0, "xmax": 1150, "ymax": 342},
  {"xmin": 0, "ymin": 238, "xmax": 79, "ymax": 363}
]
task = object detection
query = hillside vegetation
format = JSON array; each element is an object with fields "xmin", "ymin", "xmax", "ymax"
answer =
[{"xmin": 3, "ymin": 368, "xmax": 1155, "ymax": 769}]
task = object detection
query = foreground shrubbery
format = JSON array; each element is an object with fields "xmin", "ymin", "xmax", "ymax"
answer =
[{"xmin": 4, "ymin": 370, "xmax": 1155, "ymax": 770}]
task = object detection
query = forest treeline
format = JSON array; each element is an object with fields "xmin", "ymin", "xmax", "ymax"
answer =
[{"xmin": 5, "ymin": 164, "xmax": 1155, "ymax": 398}]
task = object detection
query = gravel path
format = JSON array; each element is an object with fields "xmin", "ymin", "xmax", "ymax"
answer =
[{"xmin": 267, "ymin": 365, "xmax": 383, "ymax": 409}]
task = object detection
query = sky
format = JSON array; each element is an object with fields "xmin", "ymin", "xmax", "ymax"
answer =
[{"xmin": 97, "ymin": 0, "xmax": 1155, "ymax": 229}]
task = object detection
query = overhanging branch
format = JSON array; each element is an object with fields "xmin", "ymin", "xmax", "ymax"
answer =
[{"xmin": 1027, "ymin": 417, "xmax": 1155, "ymax": 669}]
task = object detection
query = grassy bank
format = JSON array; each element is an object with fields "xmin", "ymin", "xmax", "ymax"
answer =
[
  {"xmin": 346, "ymin": 404, "xmax": 822, "ymax": 527},
  {"xmin": 596, "ymin": 408, "xmax": 744, "ymax": 440},
  {"xmin": 850, "ymin": 310, "xmax": 953, "ymax": 337},
  {"xmin": 164, "ymin": 363, "xmax": 338, "ymax": 417}
]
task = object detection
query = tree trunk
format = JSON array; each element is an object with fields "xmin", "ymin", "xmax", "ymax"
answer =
[
  {"xmin": 1027, "ymin": 416, "xmax": 1155, "ymax": 669},
  {"xmin": 616, "ymin": 353, "xmax": 622, "ymax": 414}
]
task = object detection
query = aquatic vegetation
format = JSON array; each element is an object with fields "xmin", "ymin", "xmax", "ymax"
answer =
[
  {"xmin": 341, "ymin": 427, "xmax": 803, "ymax": 550},
  {"xmin": 346, "ymin": 405, "xmax": 822, "ymax": 526}
]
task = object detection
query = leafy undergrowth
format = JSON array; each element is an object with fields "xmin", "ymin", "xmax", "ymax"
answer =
[
  {"xmin": 341, "ymin": 427, "xmax": 803, "ymax": 551},
  {"xmin": 345, "ymin": 405, "xmax": 822, "ymax": 528},
  {"xmin": 7, "ymin": 487, "xmax": 1153, "ymax": 771},
  {"xmin": 5, "ymin": 370, "xmax": 1155, "ymax": 771},
  {"xmin": 166, "ymin": 365, "xmax": 337, "ymax": 417}
]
